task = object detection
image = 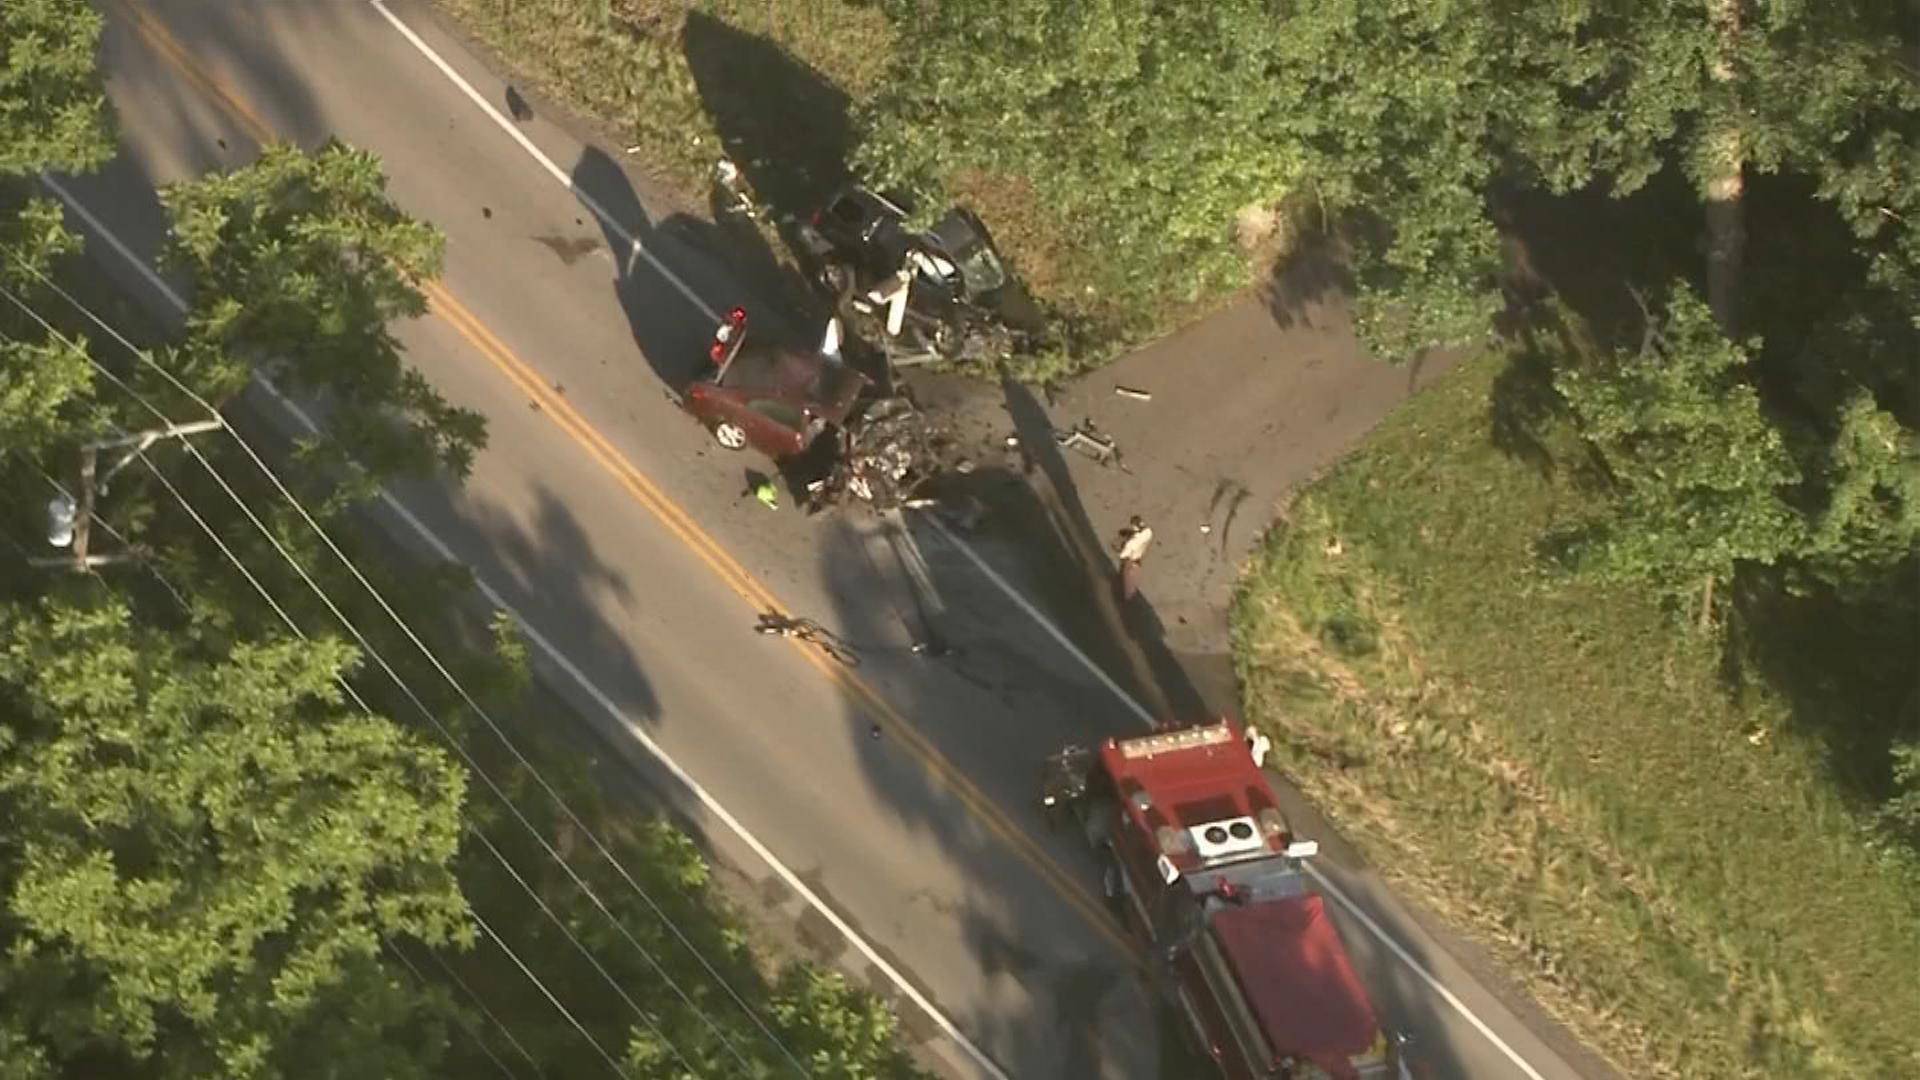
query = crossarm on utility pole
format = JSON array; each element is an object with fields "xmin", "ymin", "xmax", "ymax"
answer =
[{"xmin": 28, "ymin": 417, "xmax": 226, "ymax": 573}]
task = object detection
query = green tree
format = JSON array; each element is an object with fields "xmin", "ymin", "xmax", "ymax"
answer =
[
  {"xmin": 451, "ymin": 751, "xmax": 930, "ymax": 1080},
  {"xmin": 158, "ymin": 140, "xmax": 486, "ymax": 494},
  {"xmin": 861, "ymin": 0, "xmax": 1918, "ymax": 369},
  {"xmin": 0, "ymin": 596, "xmax": 471, "ymax": 1079},
  {"xmin": 0, "ymin": 0, "xmax": 115, "ymax": 176},
  {"xmin": 1549, "ymin": 288, "xmax": 1803, "ymax": 613},
  {"xmin": 857, "ymin": 0, "xmax": 1674, "ymax": 356},
  {"xmin": 0, "ymin": 199, "xmax": 100, "ymax": 457},
  {"xmin": 1801, "ymin": 392, "xmax": 1920, "ymax": 585}
]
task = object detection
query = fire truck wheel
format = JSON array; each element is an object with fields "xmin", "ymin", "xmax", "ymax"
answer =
[{"xmin": 712, "ymin": 422, "xmax": 748, "ymax": 450}]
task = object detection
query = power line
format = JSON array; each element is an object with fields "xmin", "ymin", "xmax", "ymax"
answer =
[
  {"xmin": 9, "ymin": 253, "xmax": 813, "ymax": 1077},
  {"xmin": 384, "ymin": 937, "xmax": 525, "ymax": 1080},
  {"xmin": 19, "ymin": 454, "xmax": 552, "ymax": 1080},
  {"xmin": 0, "ymin": 286, "xmax": 700, "ymax": 1079},
  {"xmin": 472, "ymin": 907, "xmax": 631, "ymax": 1080},
  {"xmin": 415, "ymin": 939, "xmax": 549, "ymax": 1080}
]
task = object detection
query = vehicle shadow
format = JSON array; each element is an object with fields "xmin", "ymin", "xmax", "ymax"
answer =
[{"xmin": 568, "ymin": 144, "xmax": 738, "ymax": 392}]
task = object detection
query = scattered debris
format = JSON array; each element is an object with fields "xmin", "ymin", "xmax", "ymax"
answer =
[
  {"xmin": 1055, "ymin": 420, "xmax": 1121, "ymax": 467},
  {"xmin": 1199, "ymin": 523, "xmax": 1212, "ymax": 534},
  {"xmin": 1114, "ymin": 385, "xmax": 1152, "ymax": 402},
  {"xmin": 910, "ymin": 634, "xmax": 960, "ymax": 659},
  {"xmin": 807, "ymin": 395, "xmax": 970, "ymax": 513}
]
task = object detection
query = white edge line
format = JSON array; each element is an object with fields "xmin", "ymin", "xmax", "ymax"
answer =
[
  {"xmin": 1300, "ymin": 863, "xmax": 1547, "ymax": 1080},
  {"xmin": 365, "ymin": 0, "xmax": 719, "ymax": 324},
  {"xmin": 44, "ymin": 175, "xmax": 1009, "ymax": 1080},
  {"xmin": 914, "ymin": 512, "xmax": 1549, "ymax": 1080},
  {"xmin": 919, "ymin": 513, "xmax": 1153, "ymax": 727},
  {"xmin": 39, "ymin": 174, "xmax": 189, "ymax": 311}
]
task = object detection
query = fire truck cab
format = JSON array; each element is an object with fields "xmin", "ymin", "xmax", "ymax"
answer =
[{"xmin": 1042, "ymin": 718, "xmax": 1414, "ymax": 1080}]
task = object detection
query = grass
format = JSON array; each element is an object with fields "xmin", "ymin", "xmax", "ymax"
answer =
[
  {"xmin": 1230, "ymin": 353, "xmax": 1920, "ymax": 1080},
  {"xmin": 426, "ymin": 0, "xmax": 1209, "ymax": 378},
  {"xmin": 429, "ymin": 0, "xmax": 893, "ymax": 195}
]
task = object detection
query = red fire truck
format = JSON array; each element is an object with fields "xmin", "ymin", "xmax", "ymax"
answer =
[{"xmin": 1041, "ymin": 717, "xmax": 1415, "ymax": 1080}]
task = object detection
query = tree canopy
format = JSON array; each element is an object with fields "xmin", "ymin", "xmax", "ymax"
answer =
[
  {"xmin": 860, "ymin": 0, "xmax": 1918, "ymax": 361},
  {"xmin": 160, "ymin": 140, "xmax": 487, "ymax": 491},
  {"xmin": 0, "ymin": 0, "xmax": 115, "ymax": 176},
  {"xmin": 1549, "ymin": 289, "xmax": 1804, "ymax": 601},
  {"xmin": 0, "ymin": 598, "xmax": 469, "ymax": 1080},
  {"xmin": 1, "ymin": 10, "xmax": 935, "ymax": 1078}
]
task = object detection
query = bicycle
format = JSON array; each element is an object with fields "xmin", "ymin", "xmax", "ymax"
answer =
[{"xmin": 754, "ymin": 612, "xmax": 861, "ymax": 668}]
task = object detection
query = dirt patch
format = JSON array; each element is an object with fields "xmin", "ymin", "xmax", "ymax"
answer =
[{"xmin": 944, "ymin": 169, "xmax": 1087, "ymax": 315}]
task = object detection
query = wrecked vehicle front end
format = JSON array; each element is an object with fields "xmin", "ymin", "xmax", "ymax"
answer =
[{"xmin": 802, "ymin": 393, "xmax": 970, "ymax": 515}]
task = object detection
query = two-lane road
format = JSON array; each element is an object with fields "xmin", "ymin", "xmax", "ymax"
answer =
[{"xmin": 55, "ymin": 1, "xmax": 1601, "ymax": 1077}]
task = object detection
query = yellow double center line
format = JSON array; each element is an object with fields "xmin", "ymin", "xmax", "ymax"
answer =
[{"xmin": 116, "ymin": 0, "xmax": 1135, "ymax": 955}]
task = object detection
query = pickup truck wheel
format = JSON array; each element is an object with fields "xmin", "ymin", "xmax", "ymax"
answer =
[
  {"xmin": 931, "ymin": 320, "xmax": 965, "ymax": 359},
  {"xmin": 818, "ymin": 261, "xmax": 854, "ymax": 300},
  {"xmin": 712, "ymin": 422, "xmax": 748, "ymax": 450}
]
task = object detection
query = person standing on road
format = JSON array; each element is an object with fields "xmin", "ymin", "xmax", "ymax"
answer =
[{"xmin": 1114, "ymin": 515, "xmax": 1153, "ymax": 600}]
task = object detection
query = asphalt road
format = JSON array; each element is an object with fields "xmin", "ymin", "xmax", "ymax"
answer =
[{"xmin": 54, "ymin": 2, "xmax": 1602, "ymax": 1078}]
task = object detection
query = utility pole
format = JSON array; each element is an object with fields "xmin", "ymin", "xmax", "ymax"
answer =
[{"xmin": 32, "ymin": 419, "xmax": 224, "ymax": 571}]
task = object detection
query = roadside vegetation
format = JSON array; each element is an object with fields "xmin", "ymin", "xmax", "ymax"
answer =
[
  {"xmin": 1232, "ymin": 354, "xmax": 1920, "ymax": 1080},
  {"xmin": 425, "ymin": 2, "xmax": 1920, "ymax": 380},
  {"xmin": 0, "ymin": 6, "xmax": 927, "ymax": 1077}
]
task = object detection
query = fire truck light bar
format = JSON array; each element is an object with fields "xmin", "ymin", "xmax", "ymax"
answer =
[{"xmin": 1117, "ymin": 722, "xmax": 1233, "ymax": 759}]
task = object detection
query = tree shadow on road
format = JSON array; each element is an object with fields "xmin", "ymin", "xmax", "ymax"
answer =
[
  {"xmin": 807, "ymin": 484, "xmax": 1490, "ymax": 1079},
  {"xmin": 682, "ymin": 10, "xmax": 854, "ymax": 218},
  {"xmin": 1260, "ymin": 227, "xmax": 1358, "ymax": 333},
  {"xmin": 568, "ymin": 145, "xmax": 729, "ymax": 392},
  {"xmin": 992, "ymin": 374, "xmax": 1215, "ymax": 721}
]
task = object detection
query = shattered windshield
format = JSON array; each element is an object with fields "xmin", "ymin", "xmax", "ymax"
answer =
[{"xmin": 957, "ymin": 243, "xmax": 1006, "ymax": 295}]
